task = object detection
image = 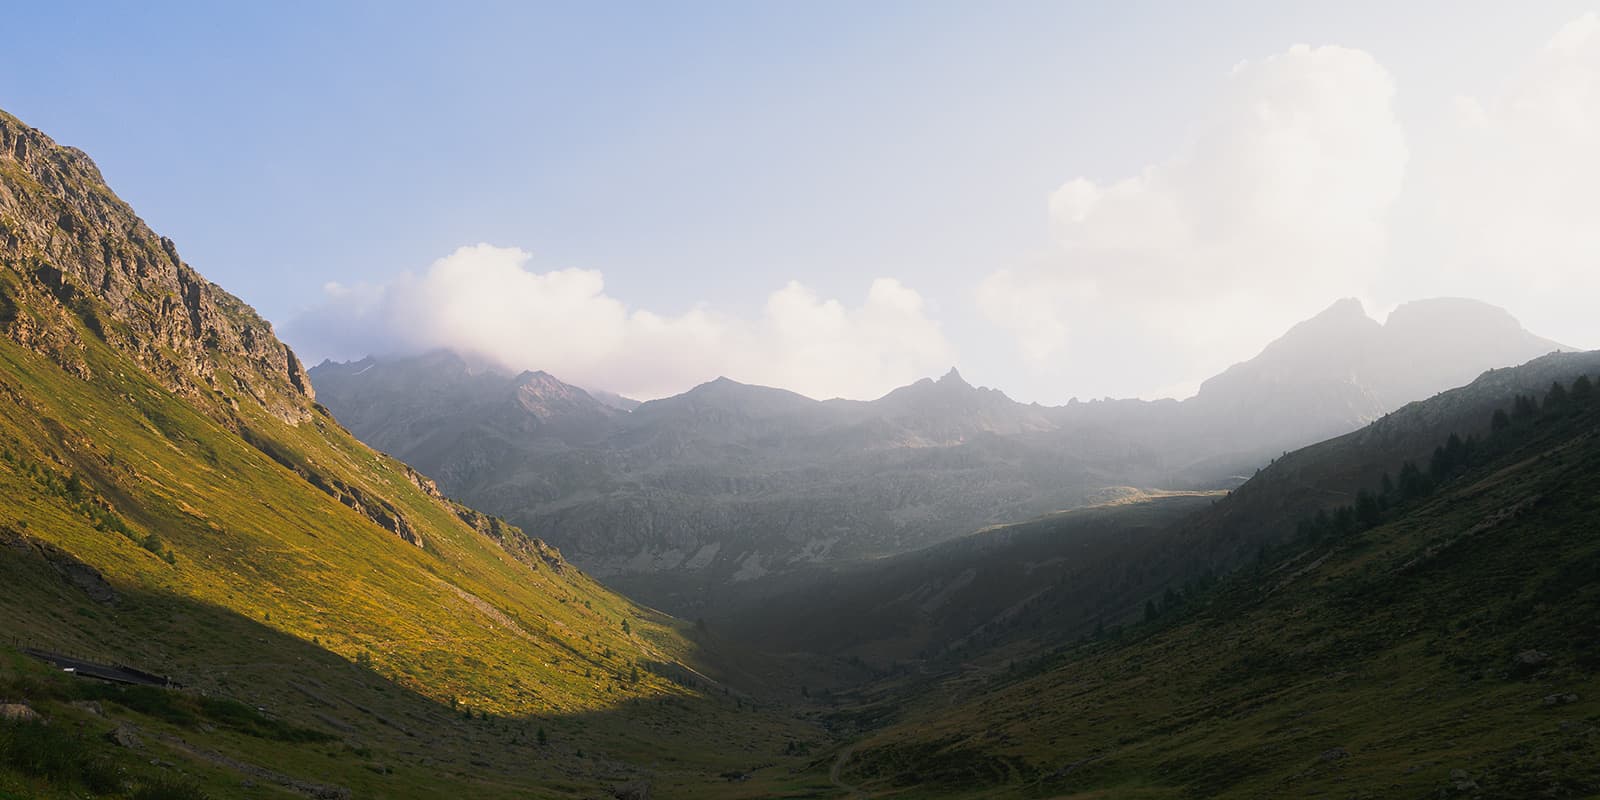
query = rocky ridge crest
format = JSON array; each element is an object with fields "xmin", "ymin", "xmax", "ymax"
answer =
[{"xmin": 0, "ymin": 110, "xmax": 312, "ymax": 424}]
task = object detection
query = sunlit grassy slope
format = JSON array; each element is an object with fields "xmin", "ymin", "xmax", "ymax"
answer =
[
  {"xmin": 0, "ymin": 297, "xmax": 851, "ymax": 796},
  {"xmin": 0, "ymin": 108, "xmax": 829, "ymax": 796},
  {"xmin": 0, "ymin": 300, "xmax": 833, "ymax": 797},
  {"xmin": 822, "ymin": 382, "xmax": 1600, "ymax": 798}
]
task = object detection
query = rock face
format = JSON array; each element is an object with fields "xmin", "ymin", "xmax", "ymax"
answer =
[
  {"xmin": 311, "ymin": 298, "xmax": 1568, "ymax": 614},
  {"xmin": 0, "ymin": 110, "xmax": 312, "ymax": 424}
]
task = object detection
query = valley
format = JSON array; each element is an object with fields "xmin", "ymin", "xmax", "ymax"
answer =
[{"xmin": 1, "ymin": 84, "xmax": 1597, "ymax": 800}]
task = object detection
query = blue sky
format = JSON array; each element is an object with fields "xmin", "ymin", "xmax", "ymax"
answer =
[{"xmin": 4, "ymin": 2, "xmax": 1597, "ymax": 400}]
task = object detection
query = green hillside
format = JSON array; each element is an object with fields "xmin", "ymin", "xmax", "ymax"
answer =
[
  {"xmin": 822, "ymin": 376, "xmax": 1600, "ymax": 797},
  {"xmin": 0, "ymin": 110, "xmax": 827, "ymax": 798}
]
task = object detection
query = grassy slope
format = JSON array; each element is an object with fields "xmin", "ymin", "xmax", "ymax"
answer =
[
  {"xmin": 826, "ymin": 392, "xmax": 1600, "ymax": 798},
  {"xmin": 0, "ymin": 301, "xmax": 826, "ymax": 796}
]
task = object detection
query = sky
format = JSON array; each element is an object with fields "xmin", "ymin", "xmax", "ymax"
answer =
[{"xmin": 3, "ymin": 1, "xmax": 1597, "ymax": 402}]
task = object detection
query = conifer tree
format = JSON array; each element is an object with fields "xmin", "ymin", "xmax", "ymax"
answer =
[
  {"xmin": 1571, "ymin": 375, "xmax": 1593, "ymax": 402},
  {"xmin": 1355, "ymin": 490, "xmax": 1382, "ymax": 528},
  {"xmin": 1513, "ymin": 394, "xmax": 1537, "ymax": 419},
  {"xmin": 1546, "ymin": 380, "xmax": 1570, "ymax": 410},
  {"xmin": 1491, "ymin": 408, "xmax": 1511, "ymax": 432}
]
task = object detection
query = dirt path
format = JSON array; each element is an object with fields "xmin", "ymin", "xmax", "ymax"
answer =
[
  {"xmin": 830, "ymin": 743, "xmax": 864, "ymax": 797},
  {"xmin": 157, "ymin": 733, "xmax": 350, "ymax": 799}
]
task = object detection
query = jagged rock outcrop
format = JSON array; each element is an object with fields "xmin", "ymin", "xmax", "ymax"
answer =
[{"xmin": 0, "ymin": 110, "xmax": 312, "ymax": 424}]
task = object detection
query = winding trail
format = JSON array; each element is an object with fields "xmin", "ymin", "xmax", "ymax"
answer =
[{"xmin": 830, "ymin": 743, "xmax": 864, "ymax": 798}]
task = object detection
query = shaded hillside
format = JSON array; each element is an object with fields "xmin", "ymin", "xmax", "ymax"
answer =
[
  {"xmin": 727, "ymin": 492, "xmax": 1216, "ymax": 664},
  {"xmin": 822, "ymin": 372, "xmax": 1600, "ymax": 798},
  {"xmin": 310, "ymin": 302, "xmax": 1566, "ymax": 616},
  {"xmin": 734, "ymin": 350, "xmax": 1600, "ymax": 672},
  {"xmin": 0, "ymin": 107, "xmax": 828, "ymax": 797}
]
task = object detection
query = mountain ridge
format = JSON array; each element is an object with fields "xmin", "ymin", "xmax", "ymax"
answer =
[
  {"xmin": 1, "ymin": 109, "xmax": 314, "ymax": 425},
  {"xmin": 311, "ymin": 297, "xmax": 1571, "ymax": 615}
]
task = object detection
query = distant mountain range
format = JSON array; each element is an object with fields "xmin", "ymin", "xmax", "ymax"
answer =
[
  {"xmin": 733, "ymin": 347, "xmax": 1600, "ymax": 662},
  {"xmin": 311, "ymin": 296, "xmax": 1568, "ymax": 614}
]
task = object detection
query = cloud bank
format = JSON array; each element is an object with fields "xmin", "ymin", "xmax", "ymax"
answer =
[
  {"xmin": 979, "ymin": 44, "xmax": 1408, "ymax": 379},
  {"xmin": 981, "ymin": 18, "xmax": 1600, "ymax": 394},
  {"xmin": 287, "ymin": 244, "xmax": 953, "ymax": 400},
  {"xmin": 1419, "ymin": 13, "xmax": 1600, "ymax": 295},
  {"xmin": 290, "ymin": 15, "xmax": 1600, "ymax": 404}
]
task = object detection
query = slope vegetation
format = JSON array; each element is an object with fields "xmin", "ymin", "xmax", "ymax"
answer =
[
  {"xmin": 824, "ymin": 373, "xmax": 1600, "ymax": 797},
  {"xmin": 0, "ymin": 108, "xmax": 824, "ymax": 797}
]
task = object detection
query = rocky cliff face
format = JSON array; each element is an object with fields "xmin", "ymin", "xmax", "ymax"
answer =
[
  {"xmin": 0, "ymin": 107, "xmax": 491, "ymax": 550},
  {"xmin": 0, "ymin": 110, "xmax": 312, "ymax": 425}
]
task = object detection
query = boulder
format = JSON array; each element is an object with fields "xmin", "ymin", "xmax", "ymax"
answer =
[
  {"xmin": 1514, "ymin": 649, "xmax": 1549, "ymax": 666},
  {"xmin": 0, "ymin": 703, "xmax": 40, "ymax": 722},
  {"xmin": 107, "ymin": 722, "xmax": 142, "ymax": 748},
  {"xmin": 611, "ymin": 780, "xmax": 650, "ymax": 800}
]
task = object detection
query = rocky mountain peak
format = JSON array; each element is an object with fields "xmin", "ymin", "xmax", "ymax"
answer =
[
  {"xmin": 936, "ymin": 367, "xmax": 971, "ymax": 388},
  {"xmin": 0, "ymin": 107, "xmax": 313, "ymax": 423},
  {"xmin": 512, "ymin": 369, "xmax": 612, "ymax": 419}
]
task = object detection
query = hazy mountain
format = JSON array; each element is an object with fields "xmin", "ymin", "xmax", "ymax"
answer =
[
  {"xmin": 587, "ymin": 386, "xmax": 642, "ymax": 412},
  {"xmin": 1186, "ymin": 296, "xmax": 1568, "ymax": 454},
  {"xmin": 311, "ymin": 298, "xmax": 1568, "ymax": 615},
  {"xmin": 312, "ymin": 358, "xmax": 1136, "ymax": 613}
]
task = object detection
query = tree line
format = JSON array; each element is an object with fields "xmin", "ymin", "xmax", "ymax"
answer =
[{"xmin": 1295, "ymin": 374, "xmax": 1596, "ymax": 545}]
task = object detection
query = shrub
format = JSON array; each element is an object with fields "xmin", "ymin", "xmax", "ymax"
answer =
[
  {"xmin": 0, "ymin": 717, "xmax": 124, "ymax": 792},
  {"xmin": 132, "ymin": 773, "xmax": 210, "ymax": 800}
]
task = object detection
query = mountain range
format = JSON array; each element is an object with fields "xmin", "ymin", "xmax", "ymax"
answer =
[{"xmin": 310, "ymin": 296, "xmax": 1567, "ymax": 615}]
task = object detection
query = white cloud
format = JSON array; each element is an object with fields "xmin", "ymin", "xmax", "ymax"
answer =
[
  {"xmin": 1415, "ymin": 12, "xmax": 1600, "ymax": 296},
  {"xmin": 286, "ymin": 244, "xmax": 953, "ymax": 400},
  {"xmin": 979, "ymin": 44, "xmax": 1407, "ymax": 386}
]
